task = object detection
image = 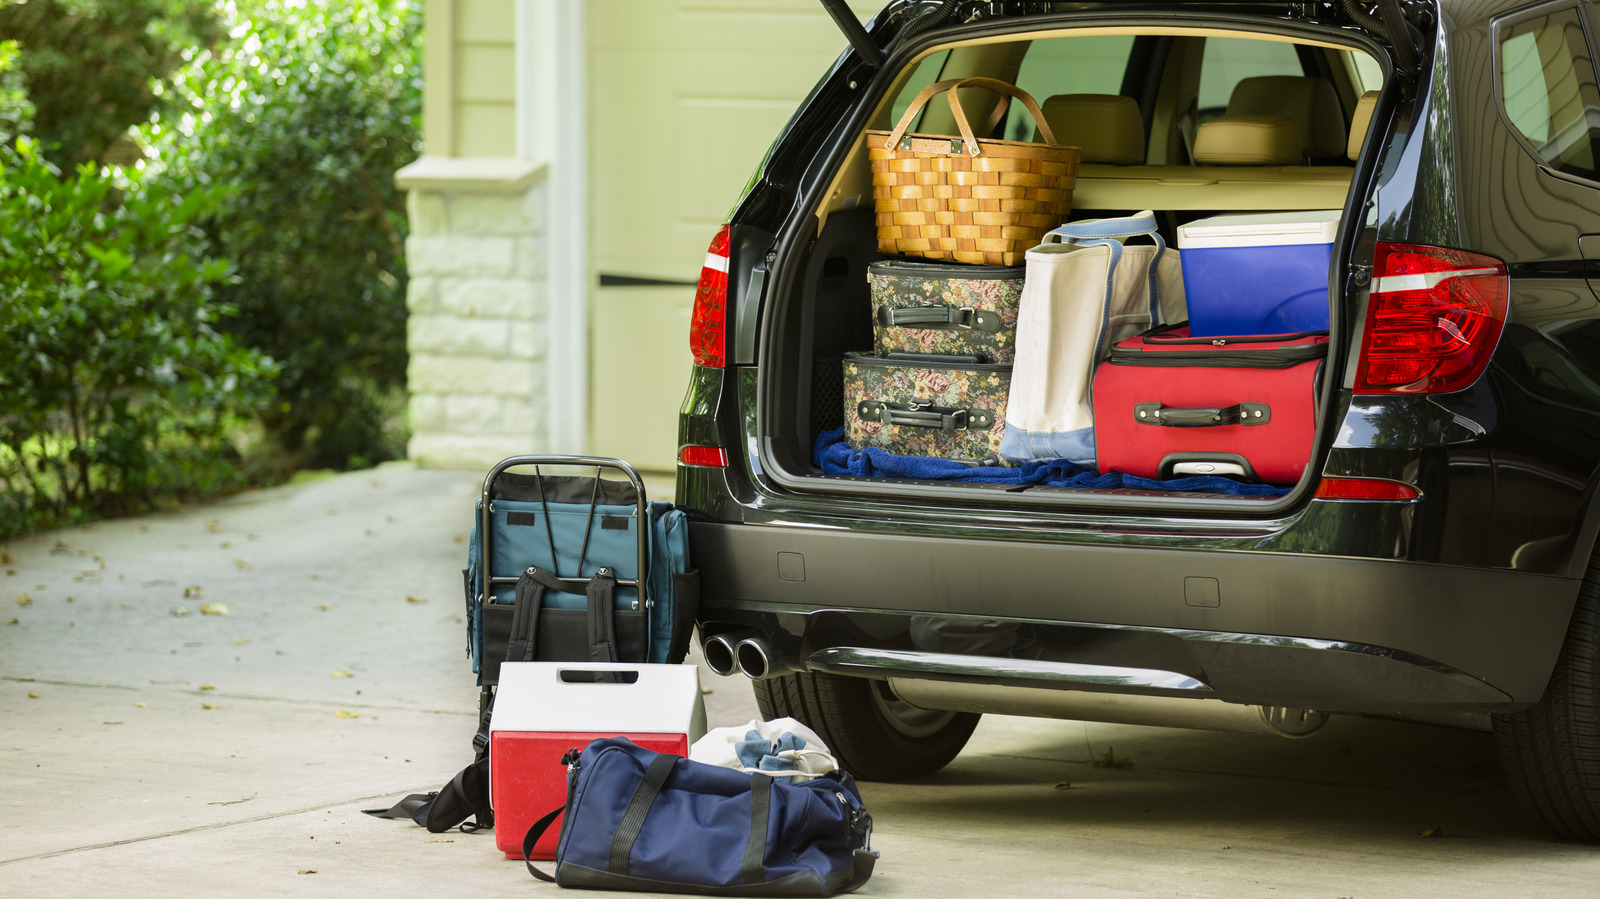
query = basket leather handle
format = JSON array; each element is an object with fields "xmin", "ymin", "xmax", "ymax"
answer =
[{"xmin": 884, "ymin": 77, "xmax": 1059, "ymax": 157}]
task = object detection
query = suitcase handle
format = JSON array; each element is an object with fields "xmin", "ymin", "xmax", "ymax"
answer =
[
  {"xmin": 858, "ymin": 400, "xmax": 995, "ymax": 431},
  {"xmin": 877, "ymin": 304, "xmax": 1003, "ymax": 333},
  {"xmin": 1133, "ymin": 402, "xmax": 1271, "ymax": 427}
]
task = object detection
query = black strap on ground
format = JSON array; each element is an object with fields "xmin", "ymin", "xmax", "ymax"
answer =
[
  {"xmin": 522, "ymin": 805, "xmax": 567, "ymax": 883},
  {"xmin": 743, "ymin": 773, "xmax": 772, "ymax": 884},
  {"xmin": 609, "ymin": 753, "xmax": 677, "ymax": 875}
]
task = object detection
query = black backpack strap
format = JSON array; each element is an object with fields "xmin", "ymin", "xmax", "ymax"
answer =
[
  {"xmin": 507, "ymin": 565, "xmax": 573, "ymax": 663},
  {"xmin": 586, "ymin": 567, "xmax": 620, "ymax": 663}
]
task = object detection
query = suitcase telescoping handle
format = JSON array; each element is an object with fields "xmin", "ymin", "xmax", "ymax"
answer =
[
  {"xmin": 1133, "ymin": 402, "xmax": 1271, "ymax": 427},
  {"xmin": 478, "ymin": 455, "xmax": 650, "ymax": 610}
]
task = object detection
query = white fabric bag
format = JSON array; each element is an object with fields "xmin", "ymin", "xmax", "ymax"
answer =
[
  {"xmin": 687, "ymin": 717, "xmax": 838, "ymax": 778},
  {"xmin": 997, "ymin": 210, "xmax": 1185, "ymax": 466}
]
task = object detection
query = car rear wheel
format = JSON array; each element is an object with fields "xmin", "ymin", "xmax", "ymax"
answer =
[
  {"xmin": 1493, "ymin": 550, "xmax": 1600, "ymax": 841},
  {"xmin": 752, "ymin": 671, "xmax": 979, "ymax": 781}
]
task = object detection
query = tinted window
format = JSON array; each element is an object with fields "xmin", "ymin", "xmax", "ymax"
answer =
[
  {"xmin": 1197, "ymin": 37, "xmax": 1303, "ymax": 119},
  {"xmin": 1498, "ymin": 6, "xmax": 1600, "ymax": 182},
  {"xmin": 1004, "ymin": 35, "xmax": 1136, "ymax": 140}
]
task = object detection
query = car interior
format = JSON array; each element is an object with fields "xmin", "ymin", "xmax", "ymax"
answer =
[{"xmin": 766, "ymin": 26, "xmax": 1384, "ymax": 499}]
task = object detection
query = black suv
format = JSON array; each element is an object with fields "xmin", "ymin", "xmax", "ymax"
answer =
[{"xmin": 675, "ymin": 0, "xmax": 1600, "ymax": 840}]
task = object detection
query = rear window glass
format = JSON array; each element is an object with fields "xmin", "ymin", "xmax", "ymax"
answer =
[
  {"xmin": 1198, "ymin": 37, "xmax": 1303, "ymax": 119},
  {"xmin": 1005, "ymin": 35, "xmax": 1136, "ymax": 140},
  {"xmin": 1498, "ymin": 6, "xmax": 1600, "ymax": 182}
]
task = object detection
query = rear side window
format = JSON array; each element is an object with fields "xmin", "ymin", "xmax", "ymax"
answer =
[{"xmin": 1497, "ymin": 5, "xmax": 1600, "ymax": 183}]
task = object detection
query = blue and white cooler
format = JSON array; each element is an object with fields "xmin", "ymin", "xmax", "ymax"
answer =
[{"xmin": 1176, "ymin": 210, "xmax": 1341, "ymax": 336}]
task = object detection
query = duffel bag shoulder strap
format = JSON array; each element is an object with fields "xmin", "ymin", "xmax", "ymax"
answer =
[{"xmin": 524, "ymin": 752, "xmax": 677, "ymax": 882}]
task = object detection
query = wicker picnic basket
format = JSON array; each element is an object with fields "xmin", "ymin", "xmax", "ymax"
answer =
[{"xmin": 868, "ymin": 77, "xmax": 1079, "ymax": 266}]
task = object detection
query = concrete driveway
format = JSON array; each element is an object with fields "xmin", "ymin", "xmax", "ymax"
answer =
[{"xmin": 2, "ymin": 464, "xmax": 1596, "ymax": 896}]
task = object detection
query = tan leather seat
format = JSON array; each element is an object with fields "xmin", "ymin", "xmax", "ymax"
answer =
[
  {"xmin": 1347, "ymin": 90, "xmax": 1379, "ymax": 160},
  {"xmin": 1193, "ymin": 115, "xmax": 1302, "ymax": 166},
  {"xmin": 1226, "ymin": 76, "xmax": 1346, "ymax": 161},
  {"xmin": 1033, "ymin": 94, "xmax": 1145, "ymax": 165}
]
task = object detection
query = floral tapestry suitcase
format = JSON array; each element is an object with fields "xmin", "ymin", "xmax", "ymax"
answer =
[
  {"xmin": 843, "ymin": 352, "xmax": 1012, "ymax": 466},
  {"xmin": 868, "ymin": 259, "xmax": 1025, "ymax": 364}
]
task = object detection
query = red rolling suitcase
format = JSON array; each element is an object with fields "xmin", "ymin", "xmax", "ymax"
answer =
[{"xmin": 1093, "ymin": 325, "xmax": 1328, "ymax": 484}]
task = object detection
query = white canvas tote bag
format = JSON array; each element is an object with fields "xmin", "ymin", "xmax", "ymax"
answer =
[{"xmin": 997, "ymin": 210, "xmax": 1185, "ymax": 466}]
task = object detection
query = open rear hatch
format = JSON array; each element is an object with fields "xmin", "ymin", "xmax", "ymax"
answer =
[{"xmin": 751, "ymin": 1, "xmax": 1422, "ymax": 513}]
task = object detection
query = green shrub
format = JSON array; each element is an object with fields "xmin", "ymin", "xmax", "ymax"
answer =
[
  {"xmin": 0, "ymin": 140, "xmax": 275, "ymax": 538},
  {"xmin": 154, "ymin": 0, "xmax": 422, "ymax": 472},
  {"xmin": 0, "ymin": 0, "xmax": 223, "ymax": 168}
]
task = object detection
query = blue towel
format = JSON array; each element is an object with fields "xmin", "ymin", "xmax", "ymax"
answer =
[
  {"xmin": 735, "ymin": 730, "xmax": 809, "ymax": 772},
  {"xmin": 813, "ymin": 427, "xmax": 1289, "ymax": 497}
]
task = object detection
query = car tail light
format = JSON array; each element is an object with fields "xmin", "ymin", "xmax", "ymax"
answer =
[
  {"xmin": 689, "ymin": 225, "xmax": 732, "ymax": 368},
  {"xmin": 678, "ymin": 445, "xmax": 729, "ymax": 468},
  {"xmin": 1354, "ymin": 243, "xmax": 1508, "ymax": 394},
  {"xmin": 1314, "ymin": 477, "xmax": 1420, "ymax": 500}
]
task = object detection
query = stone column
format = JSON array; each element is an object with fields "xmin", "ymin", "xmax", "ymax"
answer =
[{"xmin": 397, "ymin": 158, "xmax": 550, "ymax": 470}]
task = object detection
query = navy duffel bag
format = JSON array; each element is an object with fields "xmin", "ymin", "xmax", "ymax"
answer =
[{"xmin": 523, "ymin": 737, "xmax": 877, "ymax": 896}]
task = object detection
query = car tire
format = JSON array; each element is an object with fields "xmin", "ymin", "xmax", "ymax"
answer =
[
  {"xmin": 1492, "ymin": 550, "xmax": 1600, "ymax": 841},
  {"xmin": 752, "ymin": 671, "xmax": 979, "ymax": 781}
]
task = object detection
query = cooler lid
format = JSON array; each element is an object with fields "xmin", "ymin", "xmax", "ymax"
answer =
[
  {"xmin": 489, "ymin": 662, "xmax": 703, "ymax": 734},
  {"xmin": 1177, "ymin": 210, "xmax": 1342, "ymax": 249}
]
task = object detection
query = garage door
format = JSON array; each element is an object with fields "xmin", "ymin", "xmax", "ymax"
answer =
[{"xmin": 588, "ymin": 0, "xmax": 880, "ymax": 471}]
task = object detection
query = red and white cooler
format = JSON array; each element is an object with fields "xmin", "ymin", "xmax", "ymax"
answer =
[
  {"xmin": 1093, "ymin": 325, "xmax": 1329, "ymax": 484},
  {"xmin": 489, "ymin": 662, "xmax": 706, "ymax": 859}
]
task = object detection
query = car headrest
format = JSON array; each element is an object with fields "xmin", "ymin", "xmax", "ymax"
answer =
[
  {"xmin": 1347, "ymin": 90, "xmax": 1379, "ymax": 160},
  {"xmin": 1193, "ymin": 115, "xmax": 1302, "ymax": 165},
  {"xmin": 1033, "ymin": 94, "xmax": 1144, "ymax": 165},
  {"xmin": 1227, "ymin": 75, "xmax": 1346, "ymax": 160}
]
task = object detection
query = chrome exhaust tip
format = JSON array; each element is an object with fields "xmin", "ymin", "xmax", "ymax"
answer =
[
  {"xmin": 702, "ymin": 632, "xmax": 742, "ymax": 677},
  {"xmin": 735, "ymin": 636, "xmax": 791, "ymax": 680}
]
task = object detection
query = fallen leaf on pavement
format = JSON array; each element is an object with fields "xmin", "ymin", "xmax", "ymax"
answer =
[
  {"xmin": 200, "ymin": 602, "xmax": 230, "ymax": 616},
  {"xmin": 1419, "ymin": 825, "xmax": 1446, "ymax": 838},
  {"xmin": 298, "ymin": 869, "xmax": 317, "ymax": 875},
  {"xmin": 138, "ymin": 525, "xmax": 148, "ymax": 532},
  {"xmin": 66, "ymin": 596, "xmax": 74, "ymax": 602},
  {"xmin": 171, "ymin": 606, "xmax": 193, "ymax": 617},
  {"xmin": 315, "ymin": 604, "xmax": 330, "ymax": 611},
  {"xmin": 335, "ymin": 709, "xmax": 359, "ymax": 718},
  {"xmin": 406, "ymin": 595, "xmax": 428, "ymax": 604},
  {"xmin": 1054, "ymin": 782, "xmax": 1072, "ymax": 790},
  {"xmin": 234, "ymin": 637, "xmax": 251, "ymax": 645},
  {"xmin": 136, "ymin": 703, "xmax": 148, "ymax": 708},
  {"xmin": 199, "ymin": 683, "xmax": 217, "ymax": 691},
  {"xmin": 331, "ymin": 669, "xmax": 353, "ymax": 678},
  {"xmin": 205, "ymin": 519, "xmax": 222, "ymax": 533},
  {"xmin": 51, "ymin": 540, "xmax": 70, "ymax": 553},
  {"xmin": 5, "ymin": 618, "xmax": 17, "ymax": 626},
  {"xmin": 27, "ymin": 691, "xmax": 39, "ymax": 698},
  {"xmin": 0, "ymin": 552, "xmax": 9, "ymax": 563},
  {"xmin": 220, "ymin": 542, "xmax": 231, "ymax": 549},
  {"xmin": 202, "ymin": 703, "xmax": 220, "ymax": 710},
  {"xmin": 17, "ymin": 593, "xmax": 32, "ymax": 606},
  {"xmin": 233, "ymin": 559, "xmax": 253, "ymax": 570},
  {"xmin": 5, "ymin": 569, "xmax": 13, "ymax": 575},
  {"xmin": 184, "ymin": 585, "xmax": 203, "ymax": 598}
]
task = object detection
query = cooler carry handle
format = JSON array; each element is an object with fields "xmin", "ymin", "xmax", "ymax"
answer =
[{"xmin": 1133, "ymin": 402, "xmax": 1272, "ymax": 427}]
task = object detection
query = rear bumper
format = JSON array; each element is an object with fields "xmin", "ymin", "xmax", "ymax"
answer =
[{"xmin": 689, "ymin": 519, "xmax": 1580, "ymax": 717}]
